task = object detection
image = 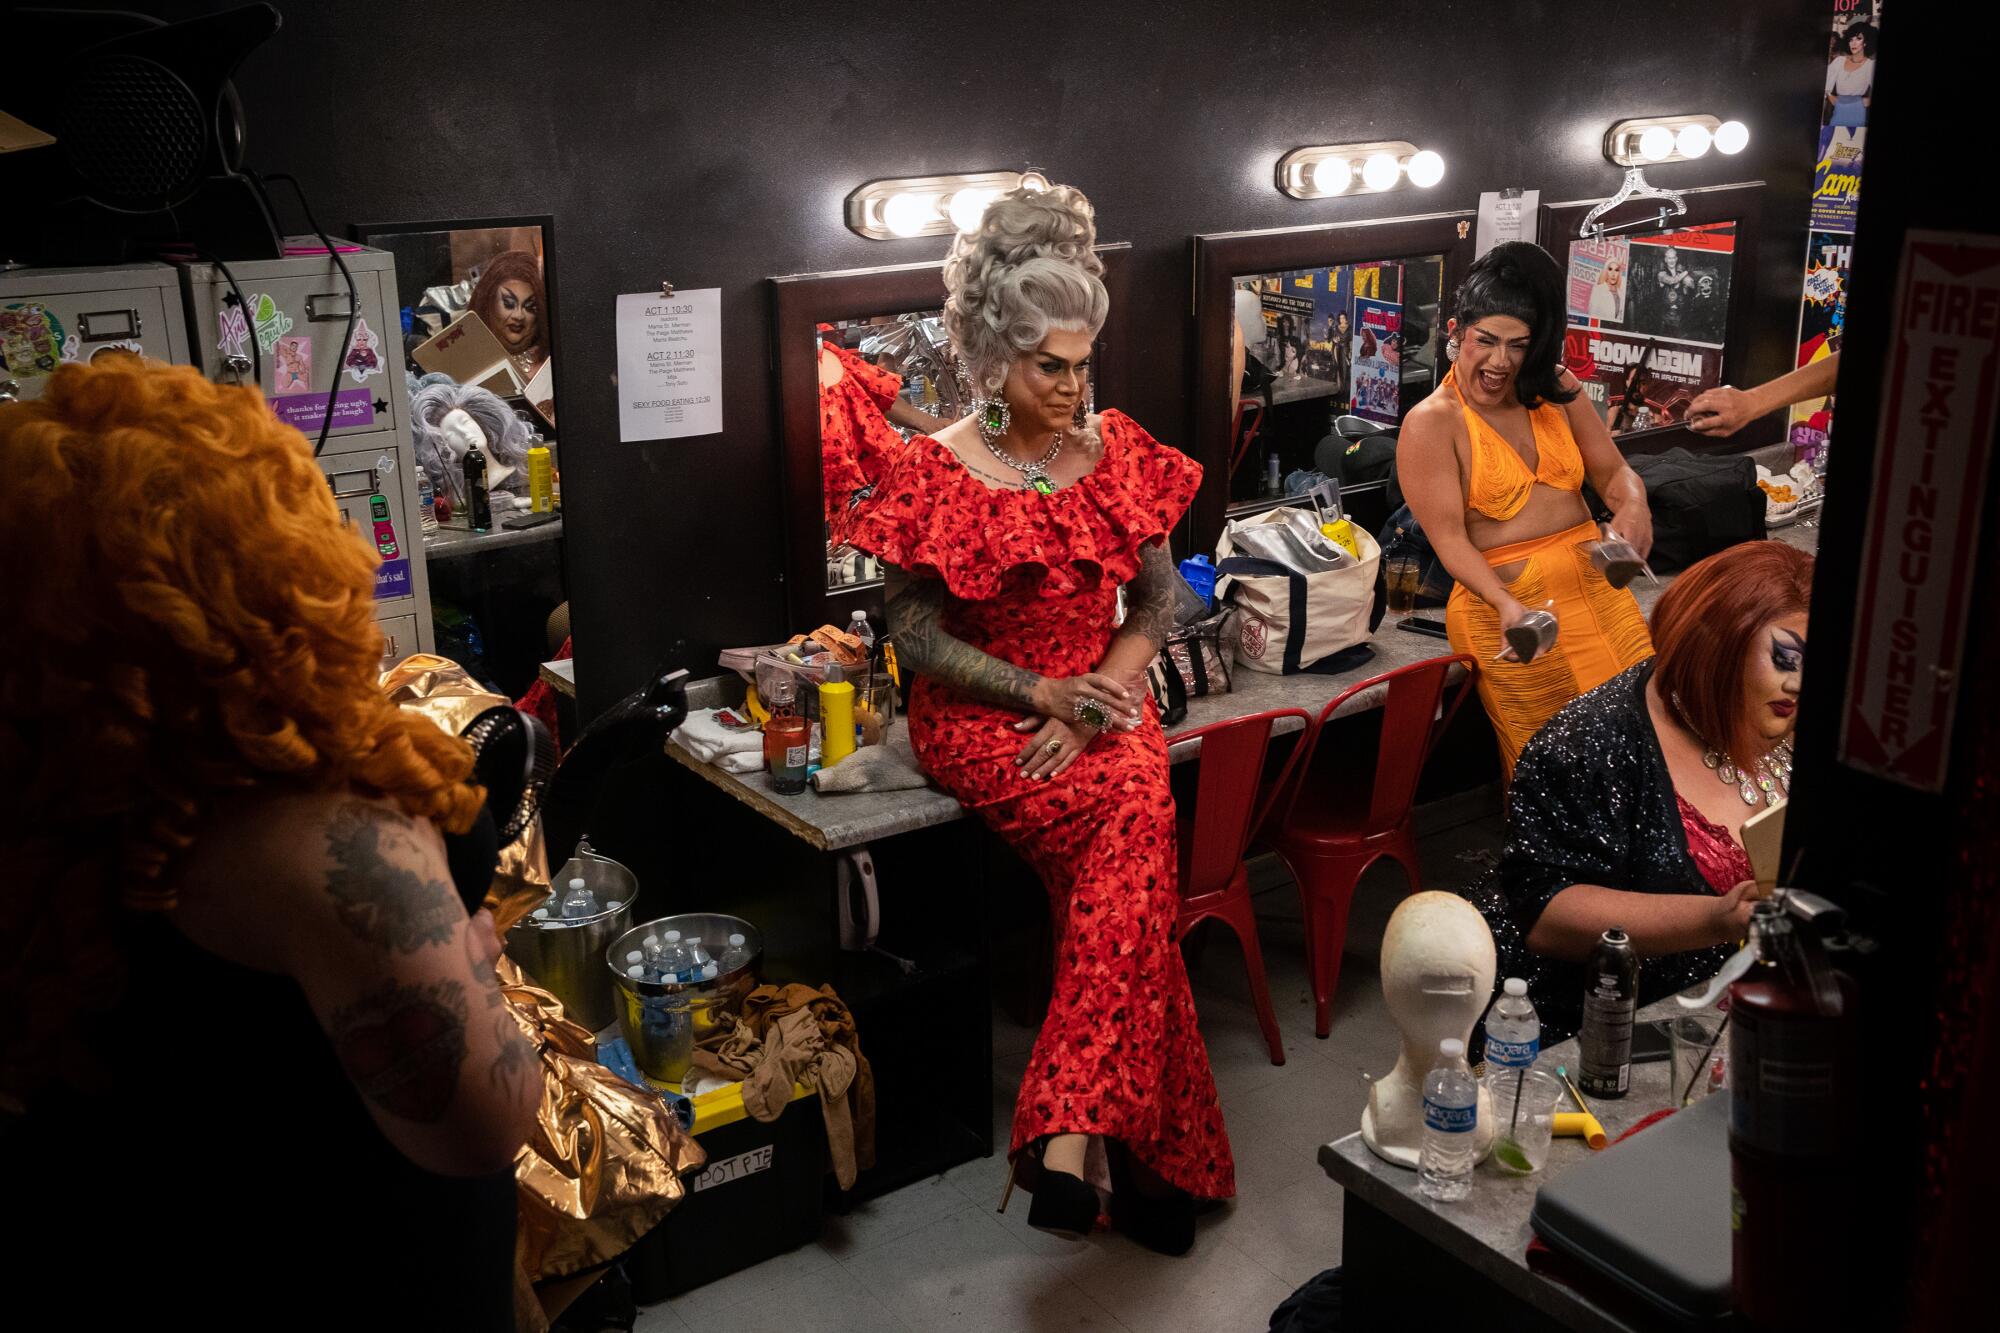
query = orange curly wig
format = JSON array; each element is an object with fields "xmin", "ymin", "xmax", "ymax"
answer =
[{"xmin": 0, "ymin": 357, "xmax": 482, "ymax": 1095}]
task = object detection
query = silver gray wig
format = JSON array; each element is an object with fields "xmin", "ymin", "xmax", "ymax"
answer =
[
  {"xmin": 408, "ymin": 374, "xmax": 533, "ymax": 498},
  {"xmin": 942, "ymin": 183, "xmax": 1109, "ymax": 398}
]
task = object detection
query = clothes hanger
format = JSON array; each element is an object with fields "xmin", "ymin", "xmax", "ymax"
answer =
[{"xmin": 1578, "ymin": 167, "xmax": 1690, "ymax": 241}]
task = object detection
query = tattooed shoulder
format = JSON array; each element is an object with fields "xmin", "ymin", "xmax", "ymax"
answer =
[
  {"xmin": 330, "ymin": 977, "xmax": 468, "ymax": 1123},
  {"xmin": 323, "ymin": 800, "xmax": 460, "ymax": 955}
]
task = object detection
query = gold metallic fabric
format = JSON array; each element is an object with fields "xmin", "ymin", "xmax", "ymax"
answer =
[
  {"xmin": 500, "ymin": 957, "xmax": 704, "ymax": 1280},
  {"xmin": 386, "ymin": 655, "xmax": 703, "ymax": 1286}
]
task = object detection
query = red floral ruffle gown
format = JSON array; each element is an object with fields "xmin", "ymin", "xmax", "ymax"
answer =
[
  {"xmin": 817, "ymin": 330, "xmax": 910, "ymax": 543},
  {"xmin": 846, "ymin": 410, "xmax": 1234, "ymax": 1199}
]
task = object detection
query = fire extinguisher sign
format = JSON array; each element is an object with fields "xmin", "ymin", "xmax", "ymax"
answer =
[{"xmin": 1839, "ymin": 230, "xmax": 2000, "ymax": 792}]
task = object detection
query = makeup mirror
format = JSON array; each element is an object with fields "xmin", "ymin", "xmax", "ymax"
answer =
[
  {"xmin": 353, "ymin": 215, "xmax": 560, "ymax": 430},
  {"xmin": 772, "ymin": 247, "xmax": 1132, "ymax": 630},
  {"xmin": 1193, "ymin": 214, "xmax": 1477, "ymax": 545},
  {"xmin": 1539, "ymin": 183, "xmax": 1766, "ymax": 451}
]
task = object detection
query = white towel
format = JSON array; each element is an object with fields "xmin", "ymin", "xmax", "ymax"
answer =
[{"xmin": 671, "ymin": 708, "xmax": 764, "ymax": 766}]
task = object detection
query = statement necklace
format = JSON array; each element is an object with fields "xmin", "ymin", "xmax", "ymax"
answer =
[
  {"xmin": 981, "ymin": 430, "xmax": 1064, "ymax": 495},
  {"xmin": 1672, "ymin": 691, "xmax": 1793, "ymax": 807}
]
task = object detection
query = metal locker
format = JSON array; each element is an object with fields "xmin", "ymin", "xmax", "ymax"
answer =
[
  {"xmin": 320, "ymin": 435, "xmax": 436, "ymax": 657},
  {"xmin": 176, "ymin": 240, "xmax": 434, "ymax": 660},
  {"xmin": 0, "ymin": 261, "xmax": 192, "ymax": 400}
]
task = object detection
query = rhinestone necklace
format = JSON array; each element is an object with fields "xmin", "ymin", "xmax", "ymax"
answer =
[
  {"xmin": 1671, "ymin": 692, "xmax": 1793, "ymax": 807},
  {"xmin": 981, "ymin": 430, "xmax": 1065, "ymax": 495}
]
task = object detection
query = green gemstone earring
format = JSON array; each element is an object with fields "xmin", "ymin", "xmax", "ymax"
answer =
[{"xmin": 976, "ymin": 395, "xmax": 1011, "ymax": 443}]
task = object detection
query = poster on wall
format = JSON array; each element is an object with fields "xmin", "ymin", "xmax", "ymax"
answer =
[
  {"xmin": 1787, "ymin": 232, "xmax": 1852, "ymax": 456},
  {"xmin": 1563, "ymin": 328, "xmax": 1725, "ymax": 433},
  {"xmin": 1567, "ymin": 237, "xmax": 1632, "ymax": 324},
  {"xmin": 1811, "ymin": 127, "xmax": 1865, "ymax": 232},
  {"xmin": 1621, "ymin": 223, "xmax": 1735, "ymax": 347},
  {"xmin": 1825, "ymin": 1, "xmax": 1881, "ymax": 130},
  {"xmin": 1350, "ymin": 297, "xmax": 1404, "ymax": 424}
]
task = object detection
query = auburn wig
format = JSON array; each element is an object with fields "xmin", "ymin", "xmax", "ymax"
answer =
[
  {"xmin": 468, "ymin": 248, "xmax": 548, "ymax": 361},
  {"xmin": 1649, "ymin": 540, "xmax": 1815, "ymax": 770},
  {"xmin": 0, "ymin": 358, "xmax": 481, "ymax": 1094}
]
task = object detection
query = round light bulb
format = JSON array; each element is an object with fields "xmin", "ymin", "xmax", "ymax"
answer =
[
  {"xmin": 1714, "ymin": 120, "xmax": 1749, "ymax": 155},
  {"xmin": 1361, "ymin": 153, "xmax": 1401, "ymax": 191},
  {"xmin": 1406, "ymin": 149, "xmax": 1446, "ymax": 188},
  {"xmin": 1638, "ymin": 126, "xmax": 1675, "ymax": 162},
  {"xmin": 882, "ymin": 192, "xmax": 936, "ymax": 238},
  {"xmin": 1310, "ymin": 156, "xmax": 1352, "ymax": 195},
  {"xmin": 1676, "ymin": 124, "xmax": 1713, "ymax": 159},
  {"xmin": 948, "ymin": 188, "xmax": 995, "ymax": 233}
]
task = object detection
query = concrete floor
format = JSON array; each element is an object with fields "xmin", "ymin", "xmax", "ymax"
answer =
[{"xmin": 636, "ymin": 800, "xmax": 1506, "ymax": 1333}]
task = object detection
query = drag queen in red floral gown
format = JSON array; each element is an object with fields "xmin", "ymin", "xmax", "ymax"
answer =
[{"xmin": 841, "ymin": 183, "xmax": 1231, "ymax": 1255}]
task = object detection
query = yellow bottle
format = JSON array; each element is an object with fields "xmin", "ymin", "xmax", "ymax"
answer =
[
  {"xmin": 1321, "ymin": 517, "xmax": 1360, "ymax": 560},
  {"xmin": 527, "ymin": 445, "xmax": 553, "ymax": 514},
  {"xmin": 818, "ymin": 680, "xmax": 856, "ymax": 767}
]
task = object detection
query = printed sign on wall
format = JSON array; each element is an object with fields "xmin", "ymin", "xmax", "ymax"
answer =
[{"xmin": 1838, "ymin": 231, "xmax": 2000, "ymax": 792}]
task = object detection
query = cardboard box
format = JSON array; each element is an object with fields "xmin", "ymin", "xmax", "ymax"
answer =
[{"xmin": 412, "ymin": 309, "xmax": 523, "ymax": 395}]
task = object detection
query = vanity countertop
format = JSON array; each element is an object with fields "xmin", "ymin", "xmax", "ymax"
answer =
[{"xmin": 664, "ymin": 520, "xmax": 1816, "ymax": 853}]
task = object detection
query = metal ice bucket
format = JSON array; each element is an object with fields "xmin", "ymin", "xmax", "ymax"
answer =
[
  {"xmin": 607, "ymin": 912, "xmax": 762, "ymax": 1087},
  {"xmin": 502, "ymin": 850, "xmax": 638, "ymax": 1033}
]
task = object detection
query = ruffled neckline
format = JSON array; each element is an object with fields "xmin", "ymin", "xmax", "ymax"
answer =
[{"xmin": 846, "ymin": 408, "xmax": 1201, "ymax": 602}]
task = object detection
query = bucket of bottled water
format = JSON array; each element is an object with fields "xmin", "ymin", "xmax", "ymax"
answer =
[
  {"xmin": 503, "ymin": 849, "xmax": 637, "ymax": 1032},
  {"xmin": 606, "ymin": 912, "xmax": 762, "ymax": 1087}
]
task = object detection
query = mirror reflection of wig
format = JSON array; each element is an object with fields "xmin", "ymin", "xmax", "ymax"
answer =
[
  {"xmin": 469, "ymin": 249, "xmax": 548, "ymax": 361},
  {"xmin": 0, "ymin": 358, "xmax": 482, "ymax": 1093},
  {"xmin": 1648, "ymin": 540, "xmax": 1815, "ymax": 772},
  {"xmin": 1448, "ymin": 241, "xmax": 1577, "ymax": 408}
]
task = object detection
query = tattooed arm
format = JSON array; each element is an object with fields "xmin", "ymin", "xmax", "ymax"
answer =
[
  {"xmin": 285, "ymin": 796, "xmax": 539, "ymax": 1176},
  {"xmin": 885, "ymin": 564, "xmax": 1040, "ymax": 710}
]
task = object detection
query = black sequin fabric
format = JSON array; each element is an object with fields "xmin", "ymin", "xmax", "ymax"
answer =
[{"xmin": 1464, "ymin": 659, "xmax": 1733, "ymax": 1045}]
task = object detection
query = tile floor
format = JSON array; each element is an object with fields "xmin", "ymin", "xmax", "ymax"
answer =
[{"xmin": 635, "ymin": 805, "xmax": 1506, "ymax": 1333}]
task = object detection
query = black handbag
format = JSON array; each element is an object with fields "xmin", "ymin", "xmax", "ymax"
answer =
[{"xmin": 1626, "ymin": 448, "xmax": 1768, "ymax": 573}]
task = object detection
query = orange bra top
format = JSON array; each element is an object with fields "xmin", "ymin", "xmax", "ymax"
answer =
[{"xmin": 1447, "ymin": 371, "xmax": 1586, "ymax": 521}]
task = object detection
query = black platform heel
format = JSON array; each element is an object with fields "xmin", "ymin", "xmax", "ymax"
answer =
[
  {"xmin": 1025, "ymin": 1167, "xmax": 1102, "ymax": 1240},
  {"xmin": 1109, "ymin": 1147, "xmax": 1197, "ymax": 1256}
]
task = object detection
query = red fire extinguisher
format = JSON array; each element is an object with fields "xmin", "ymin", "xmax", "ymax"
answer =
[{"xmin": 1729, "ymin": 891, "xmax": 1857, "ymax": 1329}]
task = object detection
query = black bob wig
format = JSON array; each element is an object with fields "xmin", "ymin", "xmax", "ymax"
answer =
[{"xmin": 1449, "ymin": 241, "xmax": 1577, "ymax": 410}]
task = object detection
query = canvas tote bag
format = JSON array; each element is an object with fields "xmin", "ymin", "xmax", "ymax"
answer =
[{"xmin": 1215, "ymin": 509, "xmax": 1381, "ymax": 675}]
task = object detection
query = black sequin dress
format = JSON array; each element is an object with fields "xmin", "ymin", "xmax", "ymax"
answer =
[{"xmin": 1465, "ymin": 659, "xmax": 1734, "ymax": 1044}]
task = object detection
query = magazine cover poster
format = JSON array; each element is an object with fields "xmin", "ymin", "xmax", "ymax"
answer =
[
  {"xmin": 1788, "ymin": 232, "xmax": 1852, "ymax": 442},
  {"xmin": 1811, "ymin": 127, "xmax": 1864, "ymax": 232},
  {"xmin": 1567, "ymin": 237, "xmax": 1632, "ymax": 324},
  {"xmin": 1825, "ymin": 1, "xmax": 1881, "ymax": 129},
  {"xmin": 1563, "ymin": 327, "xmax": 1723, "ymax": 434},
  {"xmin": 1622, "ymin": 223, "xmax": 1735, "ymax": 347},
  {"xmin": 1350, "ymin": 297, "xmax": 1403, "ymax": 424}
]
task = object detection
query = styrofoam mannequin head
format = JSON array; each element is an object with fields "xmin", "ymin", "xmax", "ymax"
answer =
[
  {"xmin": 1380, "ymin": 891, "xmax": 1497, "ymax": 1043},
  {"xmin": 1362, "ymin": 891, "xmax": 1498, "ymax": 1167}
]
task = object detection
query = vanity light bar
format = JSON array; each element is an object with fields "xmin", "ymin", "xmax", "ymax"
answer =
[
  {"xmin": 845, "ymin": 169, "xmax": 1050, "ymax": 241},
  {"xmin": 1605, "ymin": 114, "xmax": 1749, "ymax": 167},
  {"xmin": 1276, "ymin": 141, "xmax": 1446, "ymax": 201}
]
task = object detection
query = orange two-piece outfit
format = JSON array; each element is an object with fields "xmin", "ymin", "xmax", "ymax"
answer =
[{"xmin": 1441, "ymin": 376, "xmax": 1653, "ymax": 776}]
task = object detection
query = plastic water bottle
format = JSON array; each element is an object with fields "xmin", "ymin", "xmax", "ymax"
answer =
[
  {"xmin": 654, "ymin": 930, "xmax": 690, "ymax": 983},
  {"xmin": 1419, "ymin": 1038, "xmax": 1479, "ymax": 1202},
  {"xmin": 1485, "ymin": 978, "xmax": 1542, "ymax": 1085},
  {"xmin": 849, "ymin": 610, "xmax": 876, "ymax": 664},
  {"xmin": 719, "ymin": 932, "xmax": 749, "ymax": 972},
  {"xmin": 415, "ymin": 467, "xmax": 438, "ymax": 533},
  {"xmin": 684, "ymin": 935, "xmax": 713, "ymax": 972},
  {"xmin": 558, "ymin": 877, "xmax": 597, "ymax": 919}
]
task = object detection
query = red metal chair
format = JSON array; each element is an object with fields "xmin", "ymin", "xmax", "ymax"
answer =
[
  {"xmin": 1270, "ymin": 655, "xmax": 1478, "ymax": 1038},
  {"xmin": 1169, "ymin": 707, "xmax": 1315, "ymax": 1066}
]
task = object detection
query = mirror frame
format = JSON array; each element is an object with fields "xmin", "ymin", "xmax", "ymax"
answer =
[
  {"xmin": 349, "ymin": 212, "xmax": 564, "ymax": 428},
  {"xmin": 1190, "ymin": 211, "xmax": 1479, "ymax": 548},
  {"xmin": 770, "ymin": 244, "xmax": 1133, "ymax": 631},
  {"xmin": 1536, "ymin": 180, "xmax": 1769, "ymax": 457}
]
